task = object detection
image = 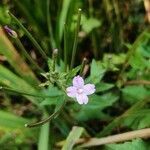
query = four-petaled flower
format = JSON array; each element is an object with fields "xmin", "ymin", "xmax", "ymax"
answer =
[{"xmin": 66, "ymin": 75, "xmax": 95, "ymax": 104}]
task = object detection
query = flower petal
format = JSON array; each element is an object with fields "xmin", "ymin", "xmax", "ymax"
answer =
[
  {"xmin": 73, "ymin": 75, "xmax": 84, "ymax": 88},
  {"xmin": 66, "ymin": 86, "xmax": 77, "ymax": 97},
  {"xmin": 76, "ymin": 94, "xmax": 88, "ymax": 104},
  {"xmin": 83, "ymin": 84, "xmax": 95, "ymax": 95}
]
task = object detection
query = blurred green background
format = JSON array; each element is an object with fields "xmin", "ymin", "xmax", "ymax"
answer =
[{"xmin": 0, "ymin": 0, "xmax": 150, "ymax": 149}]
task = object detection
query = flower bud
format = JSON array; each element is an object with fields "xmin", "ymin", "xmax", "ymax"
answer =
[
  {"xmin": 53, "ymin": 49, "xmax": 58, "ymax": 57},
  {"xmin": 4, "ymin": 25, "xmax": 18, "ymax": 38}
]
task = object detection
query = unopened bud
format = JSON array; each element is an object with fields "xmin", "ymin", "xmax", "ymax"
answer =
[
  {"xmin": 52, "ymin": 49, "xmax": 58, "ymax": 72},
  {"xmin": 53, "ymin": 49, "xmax": 58, "ymax": 58},
  {"xmin": 4, "ymin": 25, "xmax": 17, "ymax": 38},
  {"xmin": 53, "ymin": 48, "xmax": 58, "ymax": 55}
]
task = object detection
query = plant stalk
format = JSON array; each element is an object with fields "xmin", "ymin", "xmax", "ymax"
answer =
[
  {"xmin": 9, "ymin": 12, "xmax": 48, "ymax": 60},
  {"xmin": 70, "ymin": 8, "xmax": 82, "ymax": 69}
]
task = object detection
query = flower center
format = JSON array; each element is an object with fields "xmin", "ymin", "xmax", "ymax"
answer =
[{"xmin": 77, "ymin": 88, "xmax": 83, "ymax": 94}]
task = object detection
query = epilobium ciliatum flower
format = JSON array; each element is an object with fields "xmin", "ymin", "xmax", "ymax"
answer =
[
  {"xmin": 4, "ymin": 25, "xmax": 17, "ymax": 38},
  {"xmin": 66, "ymin": 75, "xmax": 95, "ymax": 104}
]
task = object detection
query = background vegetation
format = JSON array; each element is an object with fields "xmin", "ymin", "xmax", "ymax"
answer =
[{"xmin": 0, "ymin": 0, "xmax": 150, "ymax": 149}]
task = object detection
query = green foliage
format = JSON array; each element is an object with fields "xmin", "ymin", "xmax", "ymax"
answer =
[
  {"xmin": 0, "ymin": 6, "xmax": 10, "ymax": 24},
  {"xmin": 122, "ymin": 85, "xmax": 150, "ymax": 104},
  {"xmin": 81, "ymin": 16, "xmax": 101, "ymax": 34},
  {"xmin": 0, "ymin": 0, "xmax": 149, "ymax": 149},
  {"xmin": 0, "ymin": 111, "xmax": 37, "ymax": 148},
  {"xmin": 0, "ymin": 29, "xmax": 38, "ymax": 86},
  {"xmin": 122, "ymin": 109, "xmax": 150, "ymax": 129},
  {"xmin": 72, "ymin": 93, "xmax": 118, "ymax": 121},
  {"xmin": 88, "ymin": 59, "xmax": 106, "ymax": 84},
  {"xmin": 40, "ymin": 86, "xmax": 64, "ymax": 106},
  {"xmin": 95, "ymin": 82, "xmax": 114, "ymax": 92}
]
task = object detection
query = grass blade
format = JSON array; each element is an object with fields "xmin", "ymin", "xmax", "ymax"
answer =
[
  {"xmin": 70, "ymin": 9, "xmax": 82, "ymax": 69},
  {"xmin": 62, "ymin": 126, "xmax": 84, "ymax": 150},
  {"xmin": 38, "ymin": 113, "xmax": 50, "ymax": 150},
  {"xmin": 0, "ymin": 110, "xmax": 37, "ymax": 139},
  {"xmin": 47, "ymin": 0, "xmax": 56, "ymax": 49},
  {"xmin": 9, "ymin": 12, "xmax": 48, "ymax": 60},
  {"xmin": 0, "ymin": 64, "xmax": 40, "ymax": 106},
  {"xmin": 0, "ymin": 27, "xmax": 39, "ymax": 86},
  {"xmin": 58, "ymin": 0, "xmax": 72, "ymax": 41}
]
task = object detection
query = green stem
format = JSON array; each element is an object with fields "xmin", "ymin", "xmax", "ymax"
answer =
[
  {"xmin": 46, "ymin": 0, "xmax": 56, "ymax": 49},
  {"xmin": 79, "ymin": 58, "xmax": 87, "ymax": 76},
  {"xmin": 52, "ymin": 49, "xmax": 58, "ymax": 72},
  {"xmin": 38, "ymin": 112, "xmax": 50, "ymax": 150},
  {"xmin": 112, "ymin": 0, "xmax": 123, "ymax": 49},
  {"xmin": 89, "ymin": 0, "xmax": 98, "ymax": 59},
  {"xmin": 88, "ymin": 0, "xmax": 94, "ymax": 16},
  {"xmin": 15, "ymin": 38, "xmax": 44, "ymax": 72},
  {"xmin": 64, "ymin": 23, "xmax": 68, "ymax": 71},
  {"xmin": 9, "ymin": 12, "xmax": 48, "ymax": 60},
  {"xmin": 25, "ymin": 98, "xmax": 66, "ymax": 127},
  {"xmin": 0, "ymin": 86, "xmax": 61, "ymax": 98},
  {"xmin": 70, "ymin": 8, "xmax": 82, "ymax": 69},
  {"xmin": 91, "ymin": 33, "xmax": 98, "ymax": 59}
]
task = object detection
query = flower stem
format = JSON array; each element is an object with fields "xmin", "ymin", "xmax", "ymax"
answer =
[
  {"xmin": 25, "ymin": 98, "xmax": 66, "ymax": 128},
  {"xmin": 15, "ymin": 38, "xmax": 44, "ymax": 73},
  {"xmin": 52, "ymin": 49, "xmax": 58, "ymax": 72},
  {"xmin": 46, "ymin": 0, "xmax": 56, "ymax": 49},
  {"xmin": 64, "ymin": 23, "xmax": 68, "ymax": 71},
  {"xmin": 70, "ymin": 8, "xmax": 82, "ymax": 69},
  {"xmin": 8, "ymin": 12, "xmax": 48, "ymax": 60},
  {"xmin": 79, "ymin": 58, "xmax": 88, "ymax": 76}
]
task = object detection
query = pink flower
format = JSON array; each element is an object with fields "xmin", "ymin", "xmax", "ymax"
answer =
[{"xmin": 66, "ymin": 75, "xmax": 95, "ymax": 104}]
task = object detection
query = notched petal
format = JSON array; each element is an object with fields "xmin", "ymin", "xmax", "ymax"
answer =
[
  {"xmin": 84, "ymin": 84, "xmax": 95, "ymax": 95},
  {"xmin": 66, "ymin": 86, "xmax": 77, "ymax": 97},
  {"xmin": 76, "ymin": 94, "xmax": 88, "ymax": 105},
  {"xmin": 73, "ymin": 75, "xmax": 84, "ymax": 88}
]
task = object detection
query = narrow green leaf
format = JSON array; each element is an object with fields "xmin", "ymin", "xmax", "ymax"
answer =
[
  {"xmin": 38, "ymin": 113, "xmax": 50, "ymax": 150},
  {"xmin": 0, "ymin": 64, "xmax": 40, "ymax": 105},
  {"xmin": 0, "ymin": 110, "xmax": 37, "ymax": 140},
  {"xmin": 9, "ymin": 12, "xmax": 48, "ymax": 60},
  {"xmin": 0, "ymin": 27, "xmax": 39, "ymax": 86},
  {"xmin": 58, "ymin": 0, "xmax": 72, "ymax": 41},
  {"xmin": 62, "ymin": 126, "xmax": 84, "ymax": 150},
  {"xmin": 0, "ymin": 110, "xmax": 28, "ymax": 129}
]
